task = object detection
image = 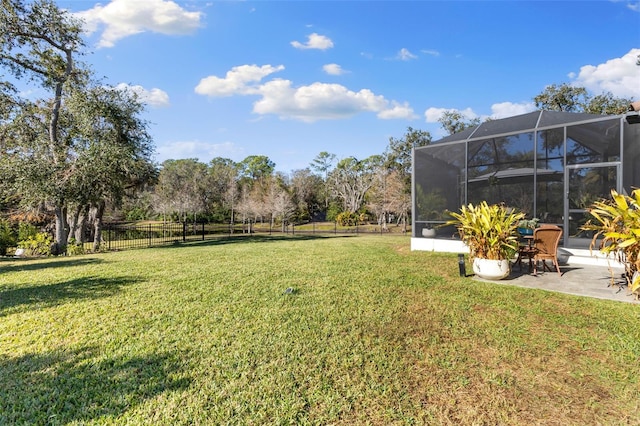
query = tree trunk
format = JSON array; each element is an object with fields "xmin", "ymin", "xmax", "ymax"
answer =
[
  {"xmin": 67, "ymin": 204, "xmax": 81, "ymax": 243},
  {"xmin": 75, "ymin": 204, "xmax": 90, "ymax": 243},
  {"xmin": 54, "ymin": 203, "xmax": 69, "ymax": 255},
  {"xmin": 93, "ymin": 200, "xmax": 106, "ymax": 252}
]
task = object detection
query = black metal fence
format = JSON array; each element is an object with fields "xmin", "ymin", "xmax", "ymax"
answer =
[{"xmin": 98, "ymin": 221, "xmax": 406, "ymax": 251}]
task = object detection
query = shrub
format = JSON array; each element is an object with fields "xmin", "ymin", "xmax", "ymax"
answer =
[
  {"xmin": 18, "ymin": 222, "xmax": 39, "ymax": 241},
  {"xmin": 0, "ymin": 221, "xmax": 17, "ymax": 256},
  {"xmin": 336, "ymin": 211, "xmax": 358, "ymax": 226},
  {"xmin": 125, "ymin": 207, "xmax": 148, "ymax": 221},
  {"xmin": 18, "ymin": 232, "xmax": 53, "ymax": 257},
  {"xmin": 326, "ymin": 203, "xmax": 341, "ymax": 222},
  {"xmin": 66, "ymin": 238, "xmax": 85, "ymax": 256}
]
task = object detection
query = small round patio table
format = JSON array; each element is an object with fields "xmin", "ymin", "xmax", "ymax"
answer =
[{"xmin": 517, "ymin": 235, "xmax": 537, "ymax": 273}]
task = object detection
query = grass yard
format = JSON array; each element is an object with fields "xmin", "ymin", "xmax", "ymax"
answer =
[{"xmin": 1, "ymin": 235, "xmax": 638, "ymax": 425}]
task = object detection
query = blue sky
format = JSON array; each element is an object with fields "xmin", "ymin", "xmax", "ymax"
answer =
[{"xmin": 56, "ymin": 0, "xmax": 640, "ymax": 173}]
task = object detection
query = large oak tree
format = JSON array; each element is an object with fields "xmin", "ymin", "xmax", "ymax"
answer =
[{"xmin": 0, "ymin": 0, "xmax": 156, "ymax": 252}]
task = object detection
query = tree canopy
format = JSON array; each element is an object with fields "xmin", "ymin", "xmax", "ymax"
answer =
[
  {"xmin": 0, "ymin": 0, "xmax": 156, "ymax": 251},
  {"xmin": 534, "ymin": 83, "xmax": 631, "ymax": 114}
]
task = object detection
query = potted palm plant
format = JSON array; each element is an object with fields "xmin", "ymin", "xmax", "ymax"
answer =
[
  {"xmin": 581, "ymin": 189, "xmax": 640, "ymax": 298},
  {"xmin": 444, "ymin": 201, "xmax": 525, "ymax": 280}
]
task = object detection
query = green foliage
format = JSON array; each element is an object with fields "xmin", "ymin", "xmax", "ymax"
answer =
[
  {"xmin": 534, "ymin": 82, "xmax": 631, "ymax": 114},
  {"xmin": 386, "ymin": 126, "xmax": 431, "ymax": 179},
  {"xmin": 66, "ymin": 238, "xmax": 85, "ymax": 256},
  {"xmin": 1, "ymin": 2, "xmax": 156, "ymax": 249},
  {"xmin": 0, "ymin": 221, "xmax": 17, "ymax": 256},
  {"xmin": 534, "ymin": 83, "xmax": 589, "ymax": 112},
  {"xmin": 581, "ymin": 189, "xmax": 640, "ymax": 296},
  {"xmin": 336, "ymin": 211, "xmax": 359, "ymax": 226},
  {"xmin": 415, "ymin": 185, "xmax": 446, "ymax": 220},
  {"xmin": 517, "ymin": 217, "xmax": 540, "ymax": 230},
  {"xmin": 238, "ymin": 155, "xmax": 275, "ymax": 181},
  {"xmin": 17, "ymin": 232, "xmax": 52, "ymax": 257},
  {"xmin": 18, "ymin": 223, "xmax": 39, "ymax": 241},
  {"xmin": 437, "ymin": 111, "xmax": 481, "ymax": 136},
  {"xmin": 124, "ymin": 207, "xmax": 149, "ymax": 221},
  {"xmin": 584, "ymin": 92, "xmax": 633, "ymax": 115},
  {"xmin": 326, "ymin": 202, "xmax": 341, "ymax": 222},
  {"xmin": 444, "ymin": 201, "xmax": 525, "ymax": 260}
]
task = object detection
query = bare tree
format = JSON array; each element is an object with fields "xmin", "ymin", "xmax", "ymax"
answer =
[
  {"xmin": 155, "ymin": 159, "xmax": 208, "ymax": 223},
  {"xmin": 265, "ymin": 182, "xmax": 295, "ymax": 232},
  {"xmin": 290, "ymin": 168, "xmax": 322, "ymax": 221},
  {"xmin": 236, "ymin": 183, "xmax": 259, "ymax": 233},
  {"xmin": 329, "ymin": 156, "xmax": 380, "ymax": 214},
  {"xmin": 385, "ymin": 170, "xmax": 411, "ymax": 232}
]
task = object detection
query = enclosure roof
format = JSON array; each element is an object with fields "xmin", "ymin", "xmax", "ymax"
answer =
[{"xmin": 428, "ymin": 110, "xmax": 609, "ymax": 145}]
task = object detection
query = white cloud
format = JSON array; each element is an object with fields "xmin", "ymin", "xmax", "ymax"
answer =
[
  {"xmin": 195, "ymin": 64, "xmax": 414, "ymax": 122},
  {"xmin": 490, "ymin": 102, "xmax": 536, "ymax": 119},
  {"xmin": 291, "ymin": 33, "xmax": 334, "ymax": 50},
  {"xmin": 194, "ymin": 64, "xmax": 285, "ymax": 97},
  {"xmin": 115, "ymin": 83, "xmax": 170, "ymax": 108},
  {"xmin": 396, "ymin": 48, "xmax": 417, "ymax": 61},
  {"xmin": 570, "ymin": 48, "xmax": 640, "ymax": 99},
  {"xmin": 377, "ymin": 102, "xmax": 418, "ymax": 120},
  {"xmin": 254, "ymin": 81, "xmax": 388, "ymax": 122},
  {"xmin": 155, "ymin": 140, "xmax": 244, "ymax": 164},
  {"xmin": 421, "ymin": 49, "xmax": 440, "ymax": 57},
  {"xmin": 75, "ymin": 0, "xmax": 202, "ymax": 48},
  {"xmin": 323, "ymin": 63, "xmax": 347, "ymax": 75},
  {"xmin": 424, "ymin": 107, "xmax": 478, "ymax": 123},
  {"xmin": 424, "ymin": 107, "xmax": 446, "ymax": 123}
]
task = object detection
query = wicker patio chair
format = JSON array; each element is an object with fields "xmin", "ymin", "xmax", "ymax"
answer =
[{"xmin": 532, "ymin": 225, "xmax": 563, "ymax": 276}]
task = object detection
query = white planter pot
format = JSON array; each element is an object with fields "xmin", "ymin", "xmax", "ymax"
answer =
[
  {"xmin": 422, "ymin": 228, "xmax": 436, "ymax": 238},
  {"xmin": 472, "ymin": 258, "xmax": 510, "ymax": 280}
]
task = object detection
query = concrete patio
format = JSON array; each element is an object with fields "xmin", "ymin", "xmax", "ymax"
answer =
[{"xmin": 474, "ymin": 261, "xmax": 637, "ymax": 304}]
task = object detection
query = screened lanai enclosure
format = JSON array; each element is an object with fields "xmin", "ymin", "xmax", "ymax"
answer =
[{"xmin": 412, "ymin": 110, "xmax": 640, "ymax": 251}]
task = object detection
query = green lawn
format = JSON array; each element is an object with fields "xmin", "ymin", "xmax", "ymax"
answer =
[{"xmin": 1, "ymin": 235, "xmax": 638, "ymax": 425}]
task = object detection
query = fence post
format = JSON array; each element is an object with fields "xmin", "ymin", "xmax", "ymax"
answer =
[
  {"xmin": 183, "ymin": 222, "xmax": 186, "ymax": 242},
  {"xmin": 202, "ymin": 222, "xmax": 205, "ymax": 240}
]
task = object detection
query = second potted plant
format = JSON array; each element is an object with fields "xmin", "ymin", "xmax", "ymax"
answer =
[
  {"xmin": 445, "ymin": 201, "xmax": 525, "ymax": 280},
  {"xmin": 581, "ymin": 189, "xmax": 640, "ymax": 298},
  {"xmin": 517, "ymin": 217, "xmax": 539, "ymax": 236}
]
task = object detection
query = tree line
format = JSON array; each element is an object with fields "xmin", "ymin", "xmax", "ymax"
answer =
[
  {"xmin": 0, "ymin": 0, "xmax": 634, "ymax": 254},
  {"xmin": 127, "ymin": 129, "xmax": 431, "ymax": 234}
]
